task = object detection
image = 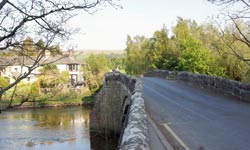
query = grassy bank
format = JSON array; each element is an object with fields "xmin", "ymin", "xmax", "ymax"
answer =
[{"xmin": 0, "ymin": 86, "xmax": 95, "ymax": 109}]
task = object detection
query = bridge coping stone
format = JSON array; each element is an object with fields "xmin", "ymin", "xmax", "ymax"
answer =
[{"xmin": 103, "ymin": 72, "xmax": 150, "ymax": 150}]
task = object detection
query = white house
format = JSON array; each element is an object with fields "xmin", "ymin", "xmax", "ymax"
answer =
[{"xmin": 0, "ymin": 55, "xmax": 83, "ymax": 86}]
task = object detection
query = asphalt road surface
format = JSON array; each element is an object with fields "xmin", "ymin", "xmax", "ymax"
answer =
[{"xmin": 143, "ymin": 77, "xmax": 250, "ymax": 150}]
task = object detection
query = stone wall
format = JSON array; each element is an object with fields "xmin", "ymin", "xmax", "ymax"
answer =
[
  {"xmin": 119, "ymin": 76, "xmax": 150, "ymax": 150},
  {"xmin": 90, "ymin": 72, "xmax": 150, "ymax": 150},
  {"xmin": 144, "ymin": 70, "xmax": 250, "ymax": 102}
]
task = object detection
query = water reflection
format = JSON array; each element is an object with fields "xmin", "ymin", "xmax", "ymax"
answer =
[
  {"xmin": 0, "ymin": 107, "xmax": 91, "ymax": 150},
  {"xmin": 90, "ymin": 133, "xmax": 118, "ymax": 150}
]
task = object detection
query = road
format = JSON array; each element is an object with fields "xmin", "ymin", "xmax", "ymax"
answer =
[{"xmin": 143, "ymin": 77, "xmax": 250, "ymax": 150}]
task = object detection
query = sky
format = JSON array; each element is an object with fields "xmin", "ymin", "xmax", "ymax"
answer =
[{"xmin": 65, "ymin": 0, "xmax": 221, "ymax": 50}]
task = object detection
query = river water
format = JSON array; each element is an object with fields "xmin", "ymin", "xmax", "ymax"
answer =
[{"xmin": 0, "ymin": 106, "xmax": 116, "ymax": 150}]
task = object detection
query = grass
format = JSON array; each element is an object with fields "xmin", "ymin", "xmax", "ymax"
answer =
[
  {"xmin": 0, "ymin": 84, "xmax": 97, "ymax": 109},
  {"xmin": 81, "ymin": 90, "xmax": 94, "ymax": 104},
  {"xmin": 1, "ymin": 90, "xmax": 92, "ymax": 109}
]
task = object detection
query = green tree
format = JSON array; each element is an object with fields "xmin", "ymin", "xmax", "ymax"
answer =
[
  {"xmin": 82, "ymin": 54, "xmax": 111, "ymax": 92},
  {"xmin": 30, "ymin": 82, "xmax": 40, "ymax": 98},
  {"xmin": 124, "ymin": 17, "xmax": 250, "ymax": 81},
  {"xmin": 59, "ymin": 71, "xmax": 70, "ymax": 84},
  {"xmin": 22, "ymin": 37, "xmax": 36, "ymax": 56},
  {"xmin": 177, "ymin": 37, "xmax": 225, "ymax": 76},
  {"xmin": 48, "ymin": 45, "xmax": 62, "ymax": 56},
  {"xmin": 208, "ymin": 0, "xmax": 250, "ymax": 62},
  {"xmin": 150, "ymin": 26, "xmax": 179, "ymax": 70},
  {"xmin": 172, "ymin": 18, "xmax": 226, "ymax": 76},
  {"xmin": 125, "ymin": 35, "xmax": 151, "ymax": 75},
  {"xmin": 36, "ymin": 39, "xmax": 45, "ymax": 48},
  {"xmin": 210, "ymin": 25, "xmax": 250, "ymax": 81},
  {"xmin": 39, "ymin": 64, "xmax": 60, "ymax": 88},
  {"xmin": 87, "ymin": 54, "xmax": 110, "ymax": 75},
  {"xmin": 0, "ymin": 77, "xmax": 9, "ymax": 88},
  {"xmin": 110, "ymin": 57, "xmax": 126, "ymax": 71}
]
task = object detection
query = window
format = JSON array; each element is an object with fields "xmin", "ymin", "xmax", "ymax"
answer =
[
  {"xmin": 68, "ymin": 64, "xmax": 78, "ymax": 72},
  {"xmin": 14, "ymin": 68, "xmax": 18, "ymax": 72}
]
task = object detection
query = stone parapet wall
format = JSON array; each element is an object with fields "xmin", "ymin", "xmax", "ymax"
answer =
[
  {"xmin": 119, "ymin": 77, "xmax": 150, "ymax": 150},
  {"xmin": 144, "ymin": 70, "xmax": 250, "ymax": 102},
  {"xmin": 90, "ymin": 72, "xmax": 150, "ymax": 150}
]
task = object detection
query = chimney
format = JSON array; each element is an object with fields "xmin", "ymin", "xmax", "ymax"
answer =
[{"xmin": 68, "ymin": 49, "xmax": 74, "ymax": 57}]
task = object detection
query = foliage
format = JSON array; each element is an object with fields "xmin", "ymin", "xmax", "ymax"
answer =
[
  {"xmin": 59, "ymin": 71, "xmax": 70, "ymax": 84},
  {"xmin": 30, "ymin": 82, "xmax": 40, "ymax": 98},
  {"xmin": 110, "ymin": 57, "xmax": 126, "ymax": 70},
  {"xmin": 87, "ymin": 54, "xmax": 110, "ymax": 75},
  {"xmin": 82, "ymin": 54, "xmax": 111, "ymax": 92},
  {"xmin": 39, "ymin": 64, "xmax": 60, "ymax": 88},
  {"xmin": 81, "ymin": 52, "xmax": 125, "ymax": 92},
  {"xmin": 124, "ymin": 17, "xmax": 250, "ymax": 81},
  {"xmin": 151, "ymin": 27, "xmax": 179, "ymax": 70},
  {"xmin": 0, "ymin": 77, "xmax": 9, "ymax": 88},
  {"xmin": 125, "ymin": 35, "xmax": 152, "ymax": 75},
  {"xmin": 18, "ymin": 37, "xmax": 62, "ymax": 57},
  {"xmin": 22, "ymin": 37, "xmax": 36, "ymax": 56},
  {"xmin": 174, "ymin": 21, "xmax": 226, "ymax": 77},
  {"xmin": 208, "ymin": 0, "xmax": 250, "ymax": 61},
  {"xmin": 1, "ymin": 81, "xmax": 86, "ymax": 108},
  {"xmin": 14, "ymin": 83, "xmax": 31, "ymax": 98},
  {"xmin": 207, "ymin": 0, "xmax": 250, "ymax": 81},
  {"xmin": 81, "ymin": 90, "xmax": 94, "ymax": 103},
  {"xmin": 0, "ymin": 0, "xmax": 118, "ymax": 110}
]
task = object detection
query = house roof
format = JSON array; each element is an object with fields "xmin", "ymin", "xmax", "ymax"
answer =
[
  {"xmin": 0, "ymin": 57, "xmax": 30, "ymax": 66},
  {"xmin": 0, "ymin": 57, "xmax": 11, "ymax": 66},
  {"xmin": 43, "ymin": 56, "xmax": 81, "ymax": 65}
]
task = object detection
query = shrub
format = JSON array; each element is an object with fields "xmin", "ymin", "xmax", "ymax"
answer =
[{"xmin": 0, "ymin": 77, "xmax": 9, "ymax": 88}]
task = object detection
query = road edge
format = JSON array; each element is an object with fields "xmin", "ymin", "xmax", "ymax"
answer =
[{"xmin": 147, "ymin": 113, "xmax": 174, "ymax": 150}]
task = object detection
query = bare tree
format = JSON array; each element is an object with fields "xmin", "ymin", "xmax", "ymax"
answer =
[
  {"xmin": 0, "ymin": 0, "xmax": 119, "ymax": 111},
  {"xmin": 208, "ymin": 0, "xmax": 250, "ymax": 62}
]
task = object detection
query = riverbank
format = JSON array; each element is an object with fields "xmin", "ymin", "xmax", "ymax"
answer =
[
  {"xmin": 0, "ymin": 82, "xmax": 98, "ymax": 109},
  {"xmin": 0, "ymin": 95, "xmax": 94, "ymax": 110}
]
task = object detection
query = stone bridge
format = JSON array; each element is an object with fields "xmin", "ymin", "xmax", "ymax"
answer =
[
  {"xmin": 90, "ymin": 70, "xmax": 250, "ymax": 150},
  {"xmin": 90, "ymin": 72, "xmax": 150, "ymax": 150},
  {"xmin": 144, "ymin": 70, "xmax": 250, "ymax": 102}
]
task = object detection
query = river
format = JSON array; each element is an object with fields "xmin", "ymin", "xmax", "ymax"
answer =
[{"xmin": 0, "ymin": 106, "xmax": 117, "ymax": 150}]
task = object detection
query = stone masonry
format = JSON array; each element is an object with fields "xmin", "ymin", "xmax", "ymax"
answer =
[
  {"xmin": 90, "ymin": 72, "xmax": 150, "ymax": 150},
  {"xmin": 144, "ymin": 70, "xmax": 250, "ymax": 102}
]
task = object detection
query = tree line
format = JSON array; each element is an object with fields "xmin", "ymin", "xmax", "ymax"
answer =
[
  {"xmin": 82, "ymin": 53, "xmax": 125, "ymax": 92},
  {"xmin": 125, "ymin": 17, "xmax": 250, "ymax": 83}
]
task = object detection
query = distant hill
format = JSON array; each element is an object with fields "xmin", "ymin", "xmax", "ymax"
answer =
[
  {"xmin": 62, "ymin": 49, "xmax": 124, "ymax": 56},
  {"xmin": 76, "ymin": 49, "xmax": 125, "ymax": 55},
  {"xmin": 68, "ymin": 49, "xmax": 125, "ymax": 62}
]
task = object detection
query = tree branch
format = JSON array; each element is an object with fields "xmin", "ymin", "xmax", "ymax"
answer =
[{"xmin": 0, "ymin": 0, "xmax": 8, "ymax": 10}]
